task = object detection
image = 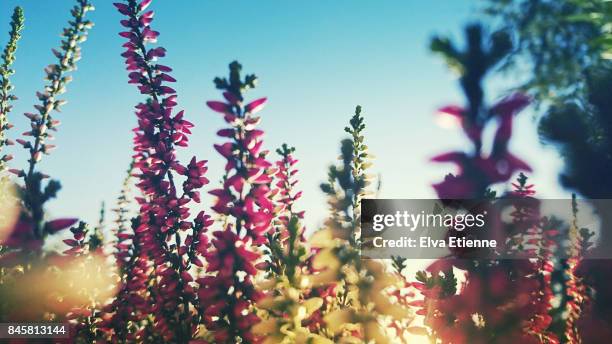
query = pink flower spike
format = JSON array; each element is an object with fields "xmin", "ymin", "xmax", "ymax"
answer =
[{"xmin": 245, "ymin": 97, "xmax": 267, "ymax": 114}]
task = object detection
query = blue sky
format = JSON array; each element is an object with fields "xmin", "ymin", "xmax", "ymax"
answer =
[{"xmin": 0, "ymin": 0, "xmax": 569, "ymax": 232}]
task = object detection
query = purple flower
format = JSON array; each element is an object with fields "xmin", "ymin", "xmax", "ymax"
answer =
[
  {"xmin": 201, "ymin": 61, "xmax": 277, "ymax": 343},
  {"xmin": 114, "ymin": 0, "xmax": 211, "ymax": 341}
]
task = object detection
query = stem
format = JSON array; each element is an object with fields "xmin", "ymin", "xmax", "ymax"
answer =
[
  {"xmin": 25, "ymin": 3, "xmax": 87, "ymax": 180},
  {"xmin": 0, "ymin": 7, "xmax": 24, "ymax": 172}
]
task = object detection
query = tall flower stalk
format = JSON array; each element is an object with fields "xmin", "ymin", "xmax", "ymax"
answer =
[
  {"xmin": 412, "ymin": 24, "xmax": 560, "ymax": 343},
  {"xmin": 268, "ymin": 144, "xmax": 305, "ymax": 275},
  {"xmin": 0, "ymin": 1, "xmax": 96, "ymax": 326},
  {"xmin": 97, "ymin": 161, "xmax": 152, "ymax": 342},
  {"xmin": 429, "ymin": 25, "xmax": 529, "ymax": 199},
  {"xmin": 561, "ymin": 195, "xmax": 593, "ymax": 343},
  {"xmin": 0, "ymin": 7, "xmax": 24, "ymax": 261},
  {"xmin": 252, "ymin": 146, "xmax": 332, "ymax": 343},
  {"xmin": 115, "ymin": 0, "xmax": 210, "ymax": 341},
  {"xmin": 10, "ymin": 0, "xmax": 94, "ymax": 241},
  {"xmin": 200, "ymin": 61, "xmax": 276, "ymax": 343},
  {"xmin": 111, "ymin": 161, "xmax": 135, "ymax": 274},
  {"xmin": 343, "ymin": 105, "xmax": 369, "ymax": 245},
  {"xmin": 0, "ymin": 7, "xmax": 24, "ymax": 175},
  {"xmin": 309, "ymin": 106, "xmax": 410, "ymax": 343},
  {"xmin": 63, "ymin": 220, "xmax": 113, "ymax": 342}
]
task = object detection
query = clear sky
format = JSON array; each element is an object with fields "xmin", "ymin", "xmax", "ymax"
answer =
[{"xmin": 0, "ymin": 0, "xmax": 569, "ymax": 233}]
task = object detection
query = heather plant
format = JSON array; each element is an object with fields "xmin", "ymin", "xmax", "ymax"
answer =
[
  {"xmin": 408, "ymin": 21, "xmax": 604, "ymax": 344},
  {"xmin": 486, "ymin": 2, "xmax": 612, "ymax": 340},
  {"xmin": 198, "ymin": 61, "xmax": 276, "ymax": 343},
  {"xmin": 411, "ymin": 24, "xmax": 564, "ymax": 343},
  {"xmin": 62, "ymin": 220, "xmax": 114, "ymax": 343},
  {"xmin": 253, "ymin": 146, "xmax": 331, "ymax": 344},
  {"xmin": 556, "ymin": 195, "xmax": 593, "ymax": 343},
  {"xmin": 0, "ymin": 6, "xmax": 23, "ymax": 260},
  {"xmin": 263, "ymin": 144, "xmax": 306, "ymax": 278},
  {"xmin": 307, "ymin": 106, "xmax": 411, "ymax": 343},
  {"xmin": 70, "ymin": 163, "xmax": 141, "ymax": 343},
  {"xmin": 114, "ymin": 0, "xmax": 211, "ymax": 341},
  {"xmin": 506, "ymin": 6, "xmax": 612, "ymax": 342},
  {"xmin": 108, "ymin": 161, "xmax": 135, "ymax": 274},
  {"xmin": 98, "ymin": 207, "xmax": 148, "ymax": 341},
  {"xmin": 6, "ymin": 0, "xmax": 94, "ymax": 249},
  {"xmin": 0, "ymin": 0, "xmax": 95, "ymax": 324},
  {"xmin": 0, "ymin": 6, "xmax": 24, "ymax": 177}
]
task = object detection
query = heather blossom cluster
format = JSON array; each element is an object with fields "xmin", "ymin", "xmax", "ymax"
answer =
[
  {"xmin": 197, "ymin": 61, "xmax": 277, "ymax": 343},
  {"xmin": 114, "ymin": 0, "xmax": 211, "ymax": 341},
  {"xmin": 272, "ymin": 144, "xmax": 305, "ymax": 233},
  {"xmin": 253, "ymin": 147, "xmax": 326, "ymax": 343}
]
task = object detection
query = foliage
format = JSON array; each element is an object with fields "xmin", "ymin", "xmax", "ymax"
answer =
[
  {"xmin": 309, "ymin": 106, "xmax": 411, "ymax": 343},
  {"xmin": 484, "ymin": 0, "xmax": 604, "ymax": 103},
  {"xmin": 565, "ymin": 0, "xmax": 612, "ymax": 59},
  {"xmin": 0, "ymin": 6, "xmax": 24, "ymax": 176}
]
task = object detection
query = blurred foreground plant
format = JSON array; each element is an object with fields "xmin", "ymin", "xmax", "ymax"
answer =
[
  {"xmin": 414, "ymin": 23, "xmax": 593, "ymax": 344},
  {"xmin": 306, "ymin": 106, "xmax": 411, "ymax": 343},
  {"xmin": 0, "ymin": 0, "xmax": 95, "ymax": 324}
]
